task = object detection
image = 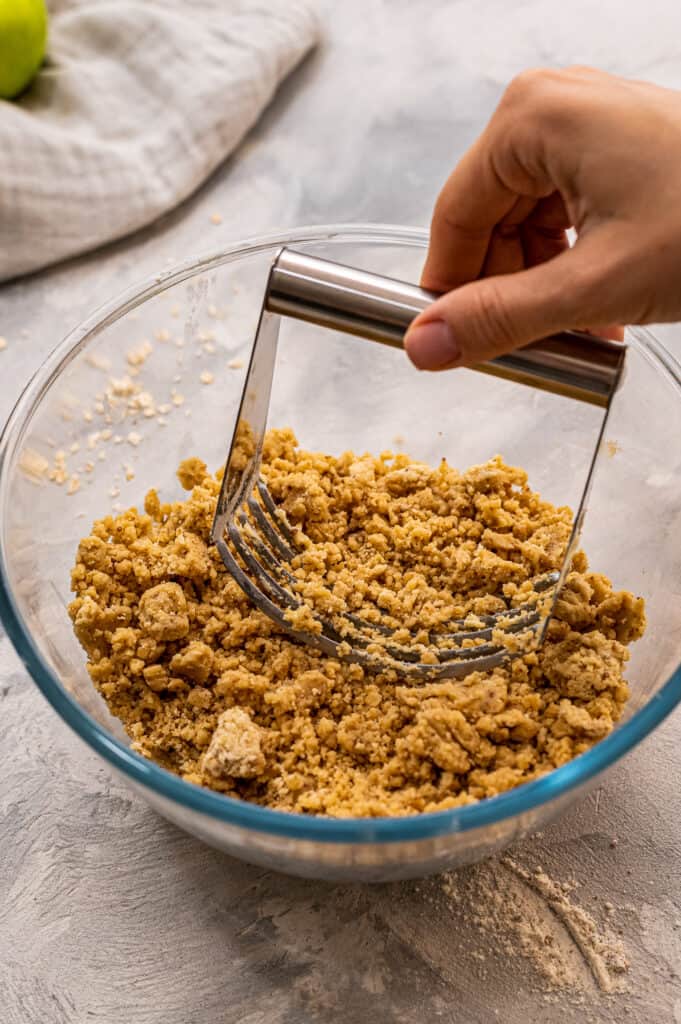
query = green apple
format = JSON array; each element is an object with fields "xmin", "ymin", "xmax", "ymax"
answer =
[{"xmin": 0, "ymin": 0, "xmax": 47, "ymax": 100}]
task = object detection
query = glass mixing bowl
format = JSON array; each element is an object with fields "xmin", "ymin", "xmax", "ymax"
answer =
[{"xmin": 1, "ymin": 225, "xmax": 680, "ymax": 882}]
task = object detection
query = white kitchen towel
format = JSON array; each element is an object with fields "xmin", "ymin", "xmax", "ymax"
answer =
[{"xmin": 0, "ymin": 0, "xmax": 320, "ymax": 282}]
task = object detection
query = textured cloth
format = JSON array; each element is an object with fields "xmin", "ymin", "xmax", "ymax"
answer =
[{"xmin": 0, "ymin": 0, "xmax": 320, "ymax": 282}]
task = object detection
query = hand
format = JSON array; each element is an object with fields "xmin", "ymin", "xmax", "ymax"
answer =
[{"xmin": 405, "ymin": 67, "xmax": 681, "ymax": 370}]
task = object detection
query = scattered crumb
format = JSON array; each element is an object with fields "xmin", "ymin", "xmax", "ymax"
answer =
[
  {"xmin": 605, "ymin": 440, "xmax": 622, "ymax": 458},
  {"xmin": 0, "ymin": 336, "xmax": 8, "ymax": 350},
  {"xmin": 200, "ymin": 371, "xmax": 214, "ymax": 385},
  {"xmin": 109, "ymin": 376, "xmax": 136, "ymax": 397},
  {"xmin": 170, "ymin": 305, "xmax": 181, "ymax": 318},
  {"xmin": 46, "ymin": 450, "xmax": 69, "ymax": 484},
  {"xmin": 228, "ymin": 358, "xmax": 244, "ymax": 370},
  {"xmin": 126, "ymin": 341, "xmax": 153, "ymax": 367},
  {"xmin": 154, "ymin": 328, "xmax": 170, "ymax": 343},
  {"xmin": 19, "ymin": 449, "xmax": 49, "ymax": 482},
  {"xmin": 210, "ymin": 212, "xmax": 223, "ymax": 225},
  {"xmin": 127, "ymin": 431, "xmax": 142, "ymax": 447},
  {"xmin": 85, "ymin": 352, "xmax": 112, "ymax": 371}
]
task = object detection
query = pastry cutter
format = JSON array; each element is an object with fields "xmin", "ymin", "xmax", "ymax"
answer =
[{"xmin": 210, "ymin": 249, "xmax": 625, "ymax": 679}]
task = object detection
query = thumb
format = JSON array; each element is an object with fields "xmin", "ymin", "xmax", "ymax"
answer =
[{"xmin": 404, "ymin": 236, "xmax": 616, "ymax": 370}]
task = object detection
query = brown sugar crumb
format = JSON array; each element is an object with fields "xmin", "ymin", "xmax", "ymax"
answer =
[
  {"xmin": 176, "ymin": 457, "xmax": 207, "ymax": 490},
  {"xmin": 68, "ymin": 429, "xmax": 646, "ymax": 818},
  {"xmin": 170, "ymin": 640, "xmax": 214, "ymax": 683},
  {"xmin": 138, "ymin": 583, "xmax": 189, "ymax": 642},
  {"xmin": 203, "ymin": 708, "xmax": 266, "ymax": 780}
]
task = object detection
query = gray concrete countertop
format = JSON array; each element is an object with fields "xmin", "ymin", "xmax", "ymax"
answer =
[{"xmin": 1, "ymin": 2, "xmax": 680, "ymax": 1021}]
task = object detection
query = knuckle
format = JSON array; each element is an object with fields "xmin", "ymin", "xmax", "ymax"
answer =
[
  {"xmin": 500, "ymin": 67, "xmax": 564, "ymax": 123},
  {"xmin": 495, "ymin": 221, "xmax": 523, "ymax": 240},
  {"xmin": 432, "ymin": 198, "xmax": 489, "ymax": 243},
  {"xmin": 563, "ymin": 63, "xmax": 600, "ymax": 78}
]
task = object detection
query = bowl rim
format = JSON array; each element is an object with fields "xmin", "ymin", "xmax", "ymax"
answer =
[{"xmin": 1, "ymin": 221, "xmax": 680, "ymax": 845}]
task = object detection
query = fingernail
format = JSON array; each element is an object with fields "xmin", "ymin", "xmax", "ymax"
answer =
[{"xmin": 404, "ymin": 320, "xmax": 462, "ymax": 370}]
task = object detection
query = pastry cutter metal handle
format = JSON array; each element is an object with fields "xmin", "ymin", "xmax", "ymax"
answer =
[{"xmin": 267, "ymin": 248, "xmax": 625, "ymax": 406}]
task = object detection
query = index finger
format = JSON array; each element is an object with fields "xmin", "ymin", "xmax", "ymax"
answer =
[{"xmin": 420, "ymin": 132, "xmax": 519, "ymax": 293}]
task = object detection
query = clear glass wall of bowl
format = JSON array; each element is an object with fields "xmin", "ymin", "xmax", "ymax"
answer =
[{"xmin": 0, "ymin": 226, "xmax": 679, "ymax": 881}]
